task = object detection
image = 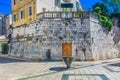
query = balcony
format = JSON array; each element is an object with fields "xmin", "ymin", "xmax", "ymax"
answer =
[{"xmin": 37, "ymin": 11, "xmax": 96, "ymax": 20}]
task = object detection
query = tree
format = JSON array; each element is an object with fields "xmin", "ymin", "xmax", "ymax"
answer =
[
  {"xmin": 92, "ymin": 2, "xmax": 113, "ymax": 31},
  {"xmin": 101, "ymin": 0, "xmax": 120, "ymax": 13},
  {"xmin": 110, "ymin": 13, "xmax": 120, "ymax": 27},
  {"xmin": 93, "ymin": 2, "xmax": 109, "ymax": 16}
]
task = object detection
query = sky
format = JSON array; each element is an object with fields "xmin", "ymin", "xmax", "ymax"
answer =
[
  {"xmin": 0, "ymin": 0, "xmax": 100, "ymax": 15},
  {"xmin": 81, "ymin": 0, "xmax": 100, "ymax": 10},
  {"xmin": 0, "ymin": 0, "xmax": 11, "ymax": 15}
]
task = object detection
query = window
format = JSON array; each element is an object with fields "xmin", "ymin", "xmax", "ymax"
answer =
[
  {"xmin": 55, "ymin": 0, "xmax": 60, "ymax": 7},
  {"xmin": 20, "ymin": 10, "xmax": 24, "ymax": 19},
  {"xmin": 76, "ymin": 1, "xmax": 80, "ymax": 11},
  {"xmin": 20, "ymin": 0, "xmax": 22, "ymax": 1},
  {"xmin": 29, "ymin": 6, "xmax": 32, "ymax": 16},
  {"xmin": 13, "ymin": 0, "xmax": 16, "ymax": 5},
  {"xmin": 13, "ymin": 14, "xmax": 17, "ymax": 22}
]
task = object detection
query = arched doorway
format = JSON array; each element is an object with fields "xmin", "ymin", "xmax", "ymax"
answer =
[{"xmin": 46, "ymin": 49, "xmax": 51, "ymax": 60}]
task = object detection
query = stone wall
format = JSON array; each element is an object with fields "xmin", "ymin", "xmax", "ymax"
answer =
[
  {"xmin": 10, "ymin": 12, "xmax": 120, "ymax": 61},
  {"xmin": 90, "ymin": 15, "xmax": 120, "ymax": 60}
]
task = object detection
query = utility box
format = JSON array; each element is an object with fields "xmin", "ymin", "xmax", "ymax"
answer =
[{"xmin": 0, "ymin": 43, "xmax": 8, "ymax": 54}]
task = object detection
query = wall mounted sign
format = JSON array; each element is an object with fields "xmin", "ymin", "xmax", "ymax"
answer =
[{"xmin": 61, "ymin": 3, "xmax": 73, "ymax": 8}]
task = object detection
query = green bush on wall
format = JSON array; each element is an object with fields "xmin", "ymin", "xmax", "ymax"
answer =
[{"xmin": 1, "ymin": 43, "xmax": 8, "ymax": 54}]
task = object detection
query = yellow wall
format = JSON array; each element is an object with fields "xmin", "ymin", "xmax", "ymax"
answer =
[{"xmin": 12, "ymin": 0, "xmax": 36, "ymax": 27}]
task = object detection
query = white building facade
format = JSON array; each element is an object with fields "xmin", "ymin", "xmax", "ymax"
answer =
[{"xmin": 36, "ymin": 0, "xmax": 82, "ymax": 14}]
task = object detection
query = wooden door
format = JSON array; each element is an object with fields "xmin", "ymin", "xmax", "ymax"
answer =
[{"xmin": 62, "ymin": 43, "xmax": 72, "ymax": 57}]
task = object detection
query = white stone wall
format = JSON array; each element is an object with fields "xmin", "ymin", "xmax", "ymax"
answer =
[
  {"xmin": 10, "ymin": 12, "xmax": 120, "ymax": 61},
  {"xmin": 71, "ymin": 0, "xmax": 82, "ymax": 11},
  {"xmin": 11, "ymin": 17, "xmax": 92, "ymax": 60},
  {"xmin": 0, "ymin": 14, "xmax": 6, "ymax": 35},
  {"xmin": 5, "ymin": 14, "xmax": 12, "ymax": 30},
  {"xmin": 36, "ymin": 0, "xmax": 55, "ymax": 14},
  {"xmin": 90, "ymin": 14, "xmax": 119, "ymax": 60},
  {"xmin": 36, "ymin": 0, "xmax": 81, "ymax": 14}
]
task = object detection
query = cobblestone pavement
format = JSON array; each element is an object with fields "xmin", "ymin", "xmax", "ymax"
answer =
[{"xmin": 0, "ymin": 55, "xmax": 120, "ymax": 80}]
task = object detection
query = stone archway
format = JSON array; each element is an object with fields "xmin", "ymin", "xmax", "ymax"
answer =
[{"xmin": 46, "ymin": 49, "xmax": 51, "ymax": 60}]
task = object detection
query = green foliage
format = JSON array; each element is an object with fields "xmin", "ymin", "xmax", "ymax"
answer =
[
  {"xmin": 93, "ymin": 2, "xmax": 109, "ymax": 16},
  {"xmin": 110, "ymin": 13, "xmax": 120, "ymax": 18},
  {"xmin": 99, "ymin": 16, "xmax": 113, "ymax": 31},
  {"xmin": 94, "ymin": 6, "xmax": 101, "ymax": 14},
  {"xmin": 101, "ymin": 0, "xmax": 120, "ymax": 13},
  {"xmin": 110, "ymin": 13, "xmax": 120, "ymax": 27},
  {"xmin": 93, "ymin": 2, "xmax": 113, "ymax": 31}
]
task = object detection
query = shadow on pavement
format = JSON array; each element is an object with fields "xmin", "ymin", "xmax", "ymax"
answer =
[
  {"xmin": 0, "ymin": 56, "xmax": 63, "ymax": 64},
  {"xmin": 49, "ymin": 67, "xmax": 68, "ymax": 72},
  {"xmin": 0, "ymin": 57, "xmax": 31, "ymax": 63},
  {"xmin": 108, "ymin": 62, "xmax": 120, "ymax": 67}
]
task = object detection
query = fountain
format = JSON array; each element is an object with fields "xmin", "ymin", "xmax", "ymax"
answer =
[
  {"xmin": 61, "ymin": 2, "xmax": 75, "ymax": 69},
  {"xmin": 62, "ymin": 43, "xmax": 74, "ymax": 69},
  {"xmin": 63, "ymin": 56, "xmax": 74, "ymax": 68}
]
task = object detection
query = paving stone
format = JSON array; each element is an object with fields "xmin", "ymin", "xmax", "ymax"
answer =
[{"xmin": 0, "ymin": 56, "xmax": 120, "ymax": 80}]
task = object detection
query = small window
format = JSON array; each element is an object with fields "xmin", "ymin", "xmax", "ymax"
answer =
[
  {"xmin": 13, "ymin": 14, "xmax": 17, "ymax": 22},
  {"xmin": 13, "ymin": 0, "xmax": 16, "ymax": 5},
  {"xmin": 29, "ymin": 6, "xmax": 32, "ymax": 16},
  {"xmin": 55, "ymin": 0, "xmax": 60, "ymax": 7},
  {"xmin": 76, "ymin": 1, "xmax": 80, "ymax": 11},
  {"xmin": 20, "ymin": 10, "xmax": 24, "ymax": 19}
]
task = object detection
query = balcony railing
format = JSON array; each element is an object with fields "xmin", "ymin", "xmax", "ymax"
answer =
[{"xmin": 37, "ymin": 11, "xmax": 96, "ymax": 19}]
